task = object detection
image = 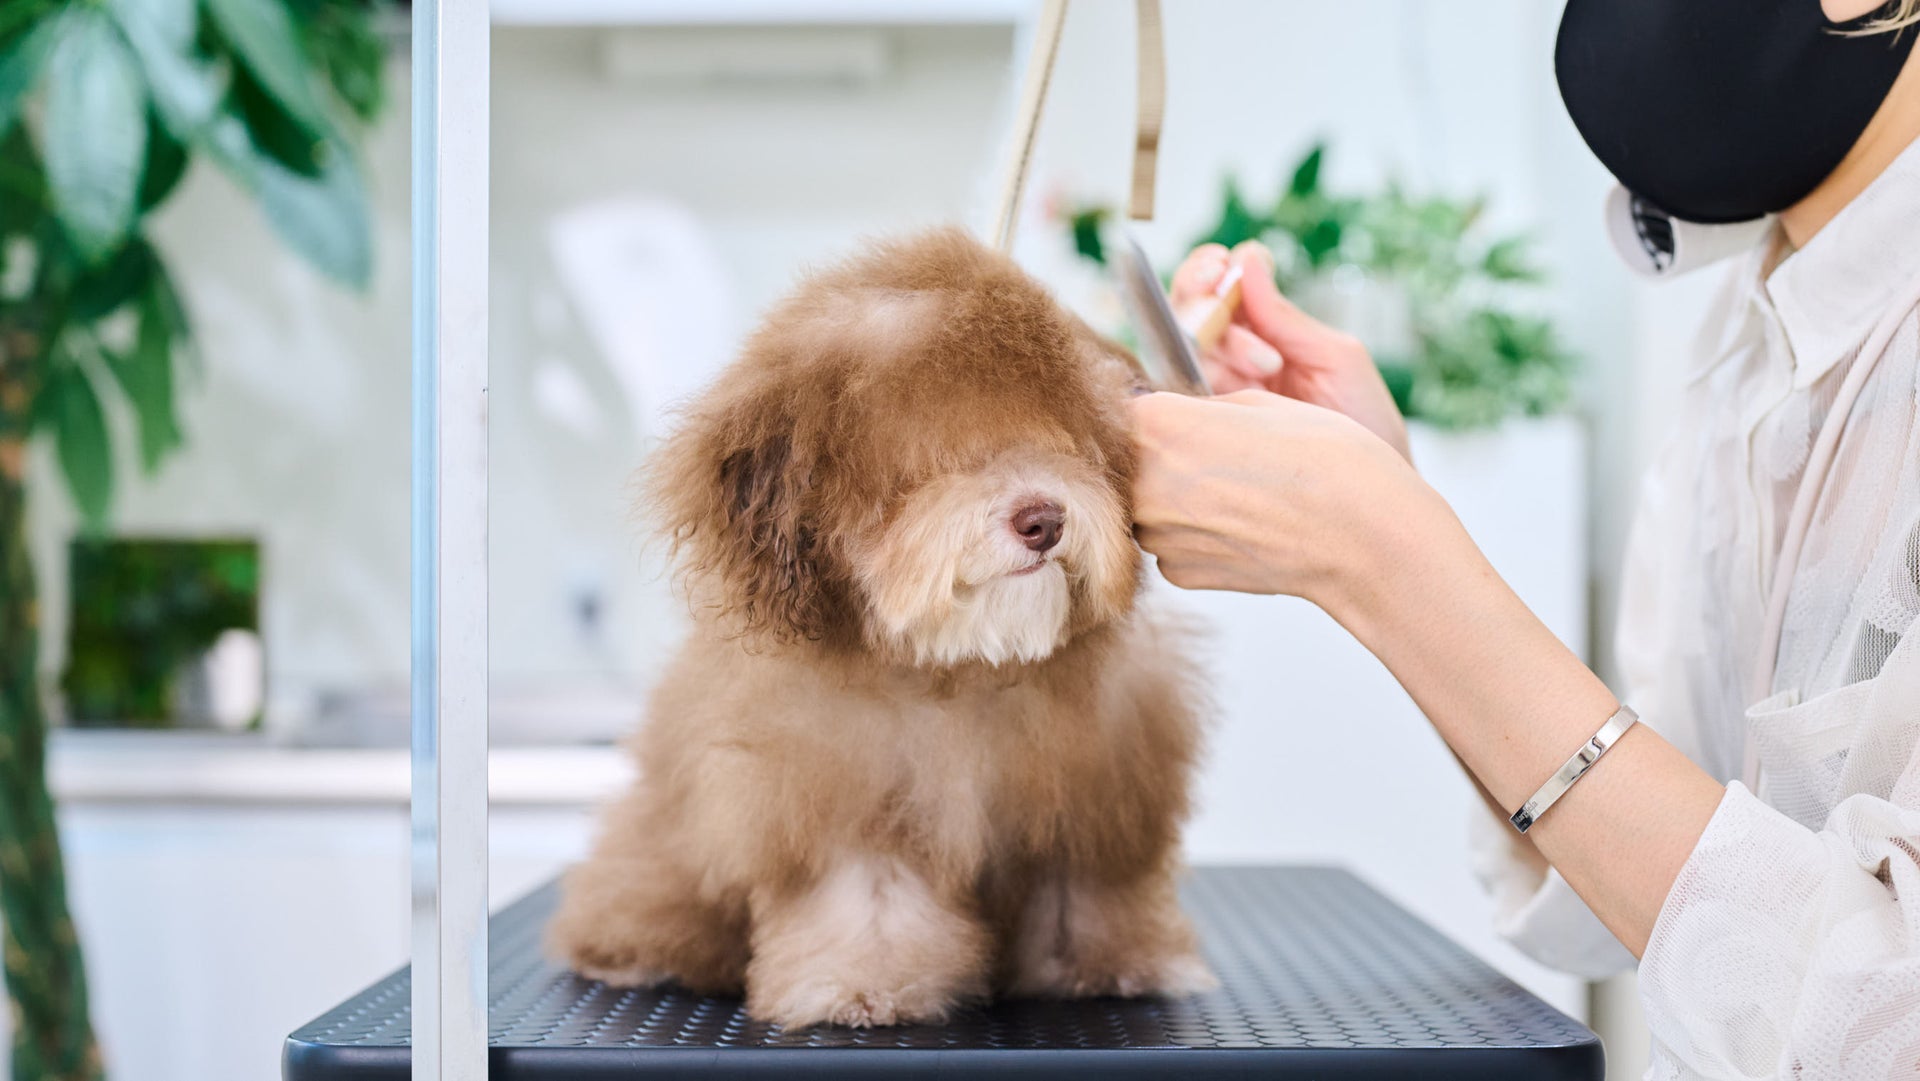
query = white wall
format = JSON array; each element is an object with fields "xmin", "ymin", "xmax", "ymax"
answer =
[
  {"xmin": 28, "ymin": 3, "xmax": 1653, "ymax": 698},
  {"xmin": 28, "ymin": 4, "xmax": 1700, "ymax": 722},
  {"xmin": 27, "ymin": 25, "xmax": 1023, "ymax": 726}
]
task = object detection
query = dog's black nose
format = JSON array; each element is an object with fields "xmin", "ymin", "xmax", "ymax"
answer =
[{"xmin": 1012, "ymin": 501, "xmax": 1065, "ymax": 553}]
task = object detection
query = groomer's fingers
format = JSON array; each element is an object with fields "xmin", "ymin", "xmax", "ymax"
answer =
[
  {"xmin": 1182, "ymin": 244, "xmax": 1283, "ymax": 379},
  {"xmin": 1216, "ymin": 388, "xmax": 1276, "ymax": 405},
  {"xmin": 1215, "ymin": 388, "xmax": 1300, "ymax": 412},
  {"xmin": 1232, "ymin": 241, "xmax": 1342, "ymax": 356},
  {"xmin": 1170, "ymin": 243, "xmax": 1231, "ymax": 306},
  {"xmin": 1191, "ymin": 327, "xmax": 1278, "ymax": 393},
  {"xmin": 1198, "ymin": 364, "xmax": 1262, "ymax": 394},
  {"xmin": 1218, "ymin": 323, "xmax": 1282, "ymax": 377},
  {"xmin": 1172, "ymin": 244, "xmax": 1282, "ymax": 376}
]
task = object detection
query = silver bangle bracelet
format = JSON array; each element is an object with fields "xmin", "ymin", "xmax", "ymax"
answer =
[{"xmin": 1509, "ymin": 705, "xmax": 1639, "ymax": 834}]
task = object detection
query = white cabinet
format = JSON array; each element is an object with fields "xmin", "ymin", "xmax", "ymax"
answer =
[
  {"xmin": 0, "ymin": 745, "xmax": 624, "ymax": 1081},
  {"xmin": 60, "ymin": 805, "xmax": 410, "ymax": 1081},
  {"xmin": 55, "ymin": 802, "xmax": 602, "ymax": 1081}
]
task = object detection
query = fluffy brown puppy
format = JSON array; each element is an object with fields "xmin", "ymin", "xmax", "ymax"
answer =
[{"xmin": 547, "ymin": 228, "xmax": 1213, "ymax": 1029}]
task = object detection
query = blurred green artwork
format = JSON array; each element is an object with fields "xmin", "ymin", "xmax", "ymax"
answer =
[{"xmin": 62, "ymin": 537, "xmax": 260, "ymax": 729}]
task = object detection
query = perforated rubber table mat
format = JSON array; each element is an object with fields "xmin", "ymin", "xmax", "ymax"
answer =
[{"xmin": 284, "ymin": 865, "xmax": 1600, "ymax": 1079}]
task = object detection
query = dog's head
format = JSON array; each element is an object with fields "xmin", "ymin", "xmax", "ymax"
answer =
[{"xmin": 651, "ymin": 228, "xmax": 1145, "ymax": 668}]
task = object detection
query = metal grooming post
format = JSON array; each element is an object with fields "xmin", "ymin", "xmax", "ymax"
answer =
[{"xmin": 411, "ymin": 0, "xmax": 490, "ymax": 1078}]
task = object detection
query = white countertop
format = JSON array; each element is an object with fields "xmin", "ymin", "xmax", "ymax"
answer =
[
  {"xmin": 491, "ymin": 0, "xmax": 1033, "ymax": 25},
  {"xmin": 48, "ymin": 731, "xmax": 633, "ymax": 806}
]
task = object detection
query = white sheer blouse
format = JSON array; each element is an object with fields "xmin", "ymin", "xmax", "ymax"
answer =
[{"xmin": 1473, "ymin": 139, "xmax": 1920, "ymax": 1080}]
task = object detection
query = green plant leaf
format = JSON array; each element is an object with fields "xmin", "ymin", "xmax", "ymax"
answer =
[
  {"xmin": 109, "ymin": 0, "xmax": 225, "ymax": 138},
  {"xmin": 114, "ymin": 0, "xmax": 197, "ymax": 51},
  {"xmin": 0, "ymin": 0, "xmax": 61, "ymax": 43},
  {"xmin": 0, "ymin": 121, "xmax": 46, "ymax": 237},
  {"xmin": 198, "ymin": 109, "xmax": 265, "ymax": 179},
  {"xmin": 1196, "ymin": 177, "xmax": 1266, "ymax": 251},
  {"xmin": 203, "ymin": 0, "xmax": 330, "ymax": 138},
  {"xmin": 0, "ymin": 10, "xmax": 62, "ymax": 140},
  {"xmin": 1375, "ymin": 360, "xmax": 1416, "ymax": 419},
  {"xmin": 1288, "ymin": 143, "xmax": 1325, "ymax": 198},
  {"xmin": 44, "ymin": 9, "xmax": 151, "ymax": 263},
  {"xmin": 107, "ymin": 282, "xmax": 185, "ymax": 471},
  {"xmin": 47, "ymin": 363, "xmax": 116, "ymax": 530},
  {"xmin": 144, "ymin": 256, "xmax": 199, "ymax": 380},
  {"xmin": 151, "ymin": 257, "xmax": 194, "ymax": 338},
  {"xmin": 231, "ymin": 60, "xmax": 325, "ymax": 177},
  {"xmin": 1069, "ymin": 206, "xmax": 1108, "ymax": 265},
  {"xmin": 1298, "ymin": 218, "xmax": 1342, "ymax": 268},
  {"xmin": 306, "ymin": 0, "xmax": 386, "ymax": 122},
  {"xmin": 138, "ymin": 115, "xmax": 190, "ymax": 210},
  {"xmin": 1481, "ymin": 235, "xmax": 1542, "ymax": 282},
  {"xmin": 70, "ymin": 237, "xmax": 157, "ymax": 320},
  {"xmin": 254, "ymin": 139, "xmax": 371, "ymax": 287}
]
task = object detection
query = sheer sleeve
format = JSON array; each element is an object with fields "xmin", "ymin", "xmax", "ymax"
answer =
[
  {"xmin": 1636, "ymin": 629, "xmax": 1920, "ymax": 1080},
  {"xmin": 1468, "ymin": 802, "xmax": 1638, "ymax": 979}
]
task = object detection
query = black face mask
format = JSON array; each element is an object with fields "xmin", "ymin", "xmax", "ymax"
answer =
[{"xmin": 1556, "ymin": 0, "xmax": 1917, "ymax": 224}]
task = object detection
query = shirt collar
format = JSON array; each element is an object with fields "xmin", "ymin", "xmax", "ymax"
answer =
[{"xmin": 1766, "ymin": 134, "xmax": 1920, "ymax": 389}]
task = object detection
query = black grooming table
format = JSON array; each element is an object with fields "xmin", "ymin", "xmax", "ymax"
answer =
[{"xmin": 284, "ymin": 865, "xmax": 1601, "ymax": 1079}]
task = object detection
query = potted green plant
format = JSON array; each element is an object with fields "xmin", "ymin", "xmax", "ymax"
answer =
[
  {"xmin": 0, "ymin": 1, "xmax": 385, "ymax": 1076},
  {"xmin": 1067, "ymin": 142, "xmax": 1577, "ymax": 431}
]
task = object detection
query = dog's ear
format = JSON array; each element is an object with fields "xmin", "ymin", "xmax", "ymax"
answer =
[
  {"xmin": 649, "ymin": 388, "xmax": 826, "ymax": 642},
  {"xmin": 715, "ymin": 429, "xmax": 825, "ymax": 638}
]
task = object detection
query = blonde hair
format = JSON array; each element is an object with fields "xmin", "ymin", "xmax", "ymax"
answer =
[{"xmin": 1848, "ymin": 0, "xmax": 1920, "ymax": 35}]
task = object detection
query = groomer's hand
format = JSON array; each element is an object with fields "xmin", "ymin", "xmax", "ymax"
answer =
[
  {"xmin": 1129, "ymin": 389, "xmax": 1452, "ymax": 607},
  {"xmin": 1172, "ymin": 241, "xmax": 1411, "ymax": 462}
]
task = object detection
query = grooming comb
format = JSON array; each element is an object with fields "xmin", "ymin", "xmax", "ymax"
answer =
[{"xmin": 1112, "ymin": 230, "xmax": 1215, "ymax": 396}]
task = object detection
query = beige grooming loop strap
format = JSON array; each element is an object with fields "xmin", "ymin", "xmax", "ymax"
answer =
[
  {"xmin": 989, "ymin": 0, "xmax": 1068, "ymax": 252},
  {"xmin": 990, "ymin": 0, "xmax": 1167, "ymax": 253},
  {"xmin": 1131, "ymin": 0, "xmax": 1165, "ymax": 221}
]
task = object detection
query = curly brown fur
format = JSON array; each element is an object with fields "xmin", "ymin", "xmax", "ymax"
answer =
[{"xmin": 548, "ymin": 228, "xmax": 1213, "ymax": 1028}]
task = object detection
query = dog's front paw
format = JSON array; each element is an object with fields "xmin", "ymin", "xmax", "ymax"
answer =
[
  {"xmin": 1133, "ymin": 951, "xmax": 1219, "ymax": 997},
  {"xmin": 558, "ymin": 935, "xmax": 674, "ymax": 988},
  {"xmin": 546, "ymin": 856, "xmax": 752, "ymax": 994},
  {"xmin": 745, "ymin": 855, "xmax": 991, "ymax": 1027},
  {"xmin": 751, "ymin": 976, "xmax": 961, "ymax": 1029},
  {"xmin": 569, "ymin": 956, "xmax": 672, "ymax": 989},
  {"xmin": 549, "ymin": 907, "xmax": 673, "ymax": 988},
  {"xmin": 1014, "ymin": 948, "xmax": 1218, "ymax": 999}
]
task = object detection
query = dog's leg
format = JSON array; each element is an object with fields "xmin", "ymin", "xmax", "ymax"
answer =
[
  {"xmin": 746, "ymin": 854, "xmax": 990, "ymax": 1028},
  {"xmin": 546, "ymin": 846, "xmax": 749, "ymax": 995},
  {"xmin": 1003, "ymin": 866, "xmax": 1216, "ymax": 999}
]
